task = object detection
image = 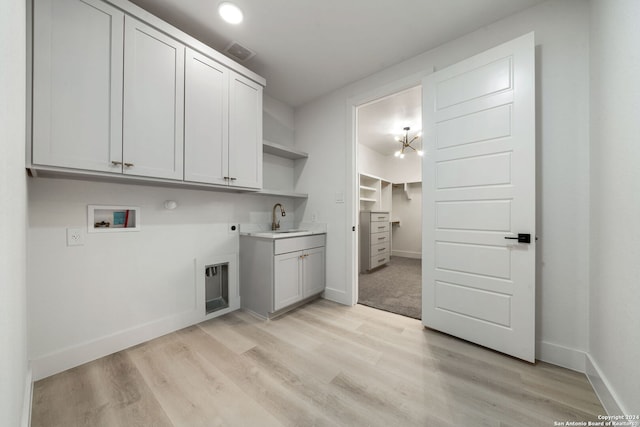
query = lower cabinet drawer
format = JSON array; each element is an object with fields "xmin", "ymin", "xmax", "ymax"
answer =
[
  {"xmin": 370, "ymin": 254, "xmax": 390, "ymax": 269},
  {"xmin": 371, "ymin": 242, "xmax": 389, "ymax": 256},
  {"xmin": 274, "ymin": 234, "xmax": 326, "ymax": 255},
  {"xmin": 371, "ymin": 231, "xmax": 389, "ymax": 244}
]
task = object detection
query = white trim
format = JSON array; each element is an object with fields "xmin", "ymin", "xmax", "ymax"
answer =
[
  {"xmin": 345, "ymin": 71, "xmax": 430, "ymax": 308},
  {"xmin": 21, "ymin": 367, "xmax": 32, "ymax": 427},
  {"xmin": 536, "ymin": 340, "xmax": 586, "ymax": 372},
  {"xmin": 391, "ymin": 250, "xmax": 421, "ymax": 259},
  {"xmin": 585, "ymin": 354, "xmax": 635, "ymax": 421}
]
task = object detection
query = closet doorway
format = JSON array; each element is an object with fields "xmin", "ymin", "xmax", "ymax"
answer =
[{"xmin": 356, "ymin": 85, "xmax": 423, "ymax": 319}]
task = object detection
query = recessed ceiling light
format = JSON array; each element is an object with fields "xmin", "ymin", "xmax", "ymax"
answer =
[{"xmin": 218, "ymin": 2, "xmax": 243, "ymax": 24}]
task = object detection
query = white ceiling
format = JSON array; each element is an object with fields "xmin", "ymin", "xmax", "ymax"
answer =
[
  {"xmin": 128, "ymin": 0, "xmax": 546, "ymax": 108},
  {"xmin": 357, "ymin": 86, "xmax": 422, "ymax": 156}
]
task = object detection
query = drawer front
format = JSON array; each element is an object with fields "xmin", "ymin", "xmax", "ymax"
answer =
[
  {"xmin": 370, "ymin": 253, "xmax": 390, "ymax": 269},
  {"xmin": 371, "ymin": 231, "xmax": 389, "ymax": 245},
  {"xmin": 371, "ymin": 242, "xmax": 390, "ymax": 256},
  {"xmin": 274, "ymin": 234, "xmax": 326, "ymax": 255},
  {"xmin": 371, "ymin": 212, "xmax": 390, "ymax": 222},
  {"xmin": 370, "ymin": 222, "xmax": 389, "ymax": 234}
]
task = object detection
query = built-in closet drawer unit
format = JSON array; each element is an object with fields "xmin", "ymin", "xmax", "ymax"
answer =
[{"xmin": 360, "ymin": 211, "xmax": 391, "ymax": 272}]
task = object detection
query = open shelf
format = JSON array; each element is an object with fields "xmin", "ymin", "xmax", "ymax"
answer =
[
  {"xmin": 359, "ymin": 185, "xmax": 376, "ymax": 192},
  {"xmin": 359, "ymin": 197, "xmax": 377, "ymax": 202},
  {"xmin": 255, "ymin": 188, "xmax": 309, "ymax": 199},
  {"xmin": 263, "ymin": 140, "xmax": 309, "ymax": 160}
]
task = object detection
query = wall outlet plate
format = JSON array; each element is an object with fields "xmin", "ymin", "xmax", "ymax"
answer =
[{"xmin": 67, "ymin": 227, "xmax": 84, "ymax": 246}]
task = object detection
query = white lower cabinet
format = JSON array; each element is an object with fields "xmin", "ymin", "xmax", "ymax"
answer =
[
  {"xmin": 274, "ymin": 246, "xmax": 325, "ymax": 311},
  {"xmin": 240, "ymin": 234, "xmax": 326, "ymax": 318}
]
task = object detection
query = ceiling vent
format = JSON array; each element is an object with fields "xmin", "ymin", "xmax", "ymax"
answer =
[{"xmin": 224, "ymin": 41, "xmax": 256, "ymax": 62}]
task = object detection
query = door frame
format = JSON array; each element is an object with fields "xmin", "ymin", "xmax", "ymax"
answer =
[{"xmin": 345, "ymin": 71, "xmax": 431, "ymax": 306}]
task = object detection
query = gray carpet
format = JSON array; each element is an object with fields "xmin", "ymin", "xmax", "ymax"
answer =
[{"xmin": 358, "ymin": 256, "xmax": 422, "ymax": 319}]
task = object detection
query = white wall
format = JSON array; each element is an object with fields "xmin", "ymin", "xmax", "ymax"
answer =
[
  {"xmin": 391, "ymin": 183, "xmax": 422, "ymax": 258},
  {"xmin": 295, "ymin": 0, "xmax": 590, "ymax": 369},
  {"xmin": 589, "ymin": 0, "xmax": 640, "ymax": 415},
  {"xmin": 358, "ymin": 143, "xmax": 421, "ymax": 184},
  {"xmin": 357, "ymin": 144, "xmax": 387, "ymax": 179},
  {"xmin": 0, "ymin": 0, "xmax": 29, "ymax": 424},
  {"xmin": 28, "ymin": 178, "xmax": 302, "ymax": 379}
]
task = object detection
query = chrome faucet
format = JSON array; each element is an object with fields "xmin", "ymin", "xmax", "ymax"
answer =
[{"xmin": 272, "ymin": 203, "xmax": 286, "ymax": 230}]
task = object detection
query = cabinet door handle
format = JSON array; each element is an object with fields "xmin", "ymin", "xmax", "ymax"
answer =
[
  {"xmin": 124, "ymin": 162, "xmax": 134, "ymax": 167},
  {"xmin": 377, "ymin": 248, "xmax": 386, "ymax": 252},
  {"xmin": 377, "ymin": 237, "xmax": 385, "ymax": 240},
  {"xmin": 378, "ymin": 258, "xmax": 386, "ymax": 263},
  {"xmin": 111, "ymin": 161, "xmax": 122, "ymax": 166},
  {"xmin": 377, "ymin": 226, "xmax": 385, "ymax": 229}
]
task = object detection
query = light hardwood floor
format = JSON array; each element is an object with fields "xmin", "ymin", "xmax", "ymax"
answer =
[{"xmin": 32, "ymin": 299, "xmax": 604, "ymax": 426}]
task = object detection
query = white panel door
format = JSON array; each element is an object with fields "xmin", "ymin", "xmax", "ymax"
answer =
[
  {"xmin": 184, "ymin": 48, "xmax": 229, "ymax": 185},
  {"xmin": 274, "ymin": 251, "xmax": 303, "ymax": 311},
  {"xmin": 422, "ymin": 33, "xmax": 536, "ymax": 362},
  {"xmin": 123, "ymin": 16, "xmax": 184, "ymax": 180},
  {"xmin": 228, "ymin": 72, "xmax": 263, "ymax": 189},
  {"xmin": 302, "ymin": 247, "xmax": 326, "ymax": 297},
  {"xmin": 32, "ymin": 0, "xmax": 123, "ymax": 172}
]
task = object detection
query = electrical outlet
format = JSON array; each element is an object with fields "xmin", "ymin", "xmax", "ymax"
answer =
[{"xmin": 67, "ymin": 228, "xmax": 84, "ymax": 246}]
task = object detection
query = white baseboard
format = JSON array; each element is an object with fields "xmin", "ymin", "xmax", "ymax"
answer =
[
  {"xmin": 21, "ymin": 366, "xmax": 32, "ymax": 427},
  {"xmin": 536, "ymin": 340, "xmax": 586, "ymax": 372},
  {"xmin": 391, "ymin": 250, "xmax": 421, "ymax": 259},
  {"xmin": 323, "ymin": 288, "xmax": 350, "ymax": 305},
  {"xmin": 585, "ymin": 354, "xmax": 630, "ymax": 418},
  {"xmin": 31, "ymin": 308, "xmax": 202, "ymax": 381}
]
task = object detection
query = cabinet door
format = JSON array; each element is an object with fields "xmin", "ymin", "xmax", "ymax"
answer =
[
  {"xmin": 184, "ymin": 49, "xmax": 229, "ymax": 185},
  {"xmin": 32, "ymin": 0, "xmax": 123, "ymax": 172},
  {"xmin": 123, "ymin": 16, "xmax": 184, "ymax": 180},
  {"xmin": 303, "ymin": 246, "xmax": 326, "ymax": 297},
  {"xmin": 274, "ymin": 251, "xmax": 303, "ymax": 311},
  {"xmin": 228, "ymin": 72, "xmax": 262, "ymax": 189}
]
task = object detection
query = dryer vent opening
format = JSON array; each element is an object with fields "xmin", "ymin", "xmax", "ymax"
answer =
[{"xmin": 205, "ymin": 263, "xmax": 229, "ymax": 314}]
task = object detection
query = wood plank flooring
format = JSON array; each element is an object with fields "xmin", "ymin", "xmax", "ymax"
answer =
[{"xmin": 32, "ymin": 300, "xmax": 604, "ymax": 426}]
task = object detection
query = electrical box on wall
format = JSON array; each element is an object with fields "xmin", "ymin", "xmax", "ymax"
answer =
[{"xmin": 87, "ymin": 205, "xmax": 140, "ymax": 233}]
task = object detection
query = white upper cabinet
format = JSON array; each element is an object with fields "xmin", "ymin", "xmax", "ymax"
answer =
[
  {"xmin": 122, "ymin": 16, "xmax": 185, "ymax": 180},
  {"xmin": 184, "ymin": 49, "xmax": 229, "ymax": 186},
  {"xmin": 228, "ymin": 72, "xmax": 263, "ymax": 189},
  {"xmin": 30, "ymin": 0, "xmax": 264, "ymax": 189},
  {"xmin": 32, "ymin": 0, "xmax": 124, "ymax": 172},
  {"xmin": 185, "ymin": 62, "xmax": 263, "ymax": 189}
]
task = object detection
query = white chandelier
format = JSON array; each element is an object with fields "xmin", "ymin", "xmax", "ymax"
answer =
[{"xmin": 394, "ymin": 126, "xmax": 423, "ymax": 158}]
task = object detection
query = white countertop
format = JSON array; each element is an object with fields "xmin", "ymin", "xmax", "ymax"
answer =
[{"xmin": 240, "ymin": 229, "xmax": 325, "ymax": 239}]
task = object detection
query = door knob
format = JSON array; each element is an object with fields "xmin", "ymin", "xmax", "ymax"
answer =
[{"xmin": 504, "ymin": 233, "xmax": 531, "ymax": 244}]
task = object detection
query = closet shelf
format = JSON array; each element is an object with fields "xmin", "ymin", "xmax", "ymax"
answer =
[
  {"xmin": 359, "ymin": 185, "xmax": 376, "ymax": 192},
  {"xmin": 263, "ymin": 140, "xmax": 309, "ymax": 160},
  {"xmin": 359, "ymin": 197, "xmax": 377, "ymax": 202}
]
